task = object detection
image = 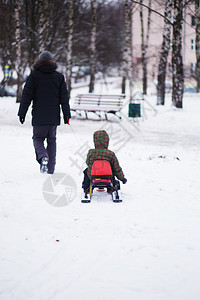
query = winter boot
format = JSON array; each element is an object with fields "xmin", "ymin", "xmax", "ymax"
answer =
[{"xmin": 40, "ymin": 157, "xmax": 49, "ymax": 174}]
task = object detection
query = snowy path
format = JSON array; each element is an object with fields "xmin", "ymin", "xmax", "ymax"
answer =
[{"xmin": 0, "ymin": 93, "xmax": 200, "ymax": 300}]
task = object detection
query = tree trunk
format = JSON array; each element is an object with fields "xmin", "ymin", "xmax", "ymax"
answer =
[
  {"xmin": 157, "ymin": 0, "xmax": 172, "ymax": 105},
  {"xmin": 38, "ymin": 0, "xmax": 50, "ymax": 52},
  {"xmin": 14, "ymin": 0, "xmax": 23, "ymax": 103},
  {"xmin": 127, "ymin": 1, "xmax": 134, "ymax": 99},
  {"xmin": 121, "ymin": 0, "xmax": 134, "ymax": 97},
  {"xmin": 140, "ymin": 0, "xmax": 151, "ymax": 95},
  {"xmin": 122, "ymin": 76, "xmax": 126, "ymax": 94},
  {"xmin": 66, "ymin": 0, "xmax": 73, "ymax": 97},
  {"xmin": 121, "ymin": 0, "xmax": 129, "ymax": 95},
  {"xmin": 89, "ymin": 0, "xmax": 97, "ymax": 93},
  {"xmin": 195, "ymin": 0, "xmax": 200, "ymax": 92},
  {"xmin": 26, "ymin": 0, "xmax": 38, "ymax": 65},
  {"xmin": 172, "ymin": 0, "xmax": 184, "ymax": 108},
  {"xmin": 0, "ymin": 1, "xmax": 12, "ymax": 95}
]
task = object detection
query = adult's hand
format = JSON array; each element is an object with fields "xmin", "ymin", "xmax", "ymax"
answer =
[
  {"xmin": 19, "ymin": 116, "xmax": 25, "ymax": 124},
  {"xmin": 64, "ymin": 116, "xmax": 70, "ymax": 125}
]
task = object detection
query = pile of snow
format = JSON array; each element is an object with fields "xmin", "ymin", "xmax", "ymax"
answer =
[{"xmin": 0, "ymin": 84, "xmax": 200, "ymax": 300}]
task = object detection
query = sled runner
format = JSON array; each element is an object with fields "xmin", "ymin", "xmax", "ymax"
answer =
[{"xmin": 82, "ymin": 160, "xmax": 122, "ymax": 203}]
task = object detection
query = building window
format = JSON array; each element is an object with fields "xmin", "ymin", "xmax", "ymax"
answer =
[
  {"xmin": 191, "ymin": 16, "xmax": 195, "ymax": 27},
  {"xmin": 169, "ymin": 41, "xmax": 173, "ymax": 52},
  {"xmin": 191, "ymin": 63, "xmax": 196, "ymax": 75},
  {"xmin": 168, "ymin": 63, "xmax": 172, "ymax": 74},
  {"xmin": 191, "ymin": 39, "xmax": 196, "ymax": 51}
]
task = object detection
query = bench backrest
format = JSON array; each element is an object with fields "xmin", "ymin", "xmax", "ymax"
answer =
[{"xmin": 74, "ymin": 94, "xmax": 125, "ymax": 108}]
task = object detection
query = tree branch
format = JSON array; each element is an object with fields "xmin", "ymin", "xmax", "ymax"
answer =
[
  {"xmin": 131, "ymin": 0, "xmax": 173, "ymax": 25},
  {"xmin": 183, "ymin": 0, "xmax": 193, "ymax": 9}
]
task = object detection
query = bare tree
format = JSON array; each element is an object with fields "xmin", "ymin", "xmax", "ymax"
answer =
[
  {"xmin": 38, "ymin": 0, "xmax": 50, "ymax": 52},
  {"xmin": 195, "ymin": 0, "xmax": 200, "ymax": 92},
  {"xmin": 127, "ymin": 2, "xmax": 134, "ymax": 99},
  {"xmin": 89, "ymin": 0, "xmax": 97, "ymax": 93},
  {"xmin": 66, "ymin": 0, "xmax": 73, "ymax": 97},
  {"xmin": 121, "ymin": 0, "xmax": 128, "ymax": 94},
  {"xmin": 121, "ymin": 0, "xmax": 133, "ymax": 96},
  {"xmin": 24, "ymin": 0, "xmax": 39, "ymax": 66},
  {"xmin": 140, "ymin": 0, "xmax": 152, "ymax": 95},
  {"xmin": 172, "ymin": 0, "xmax": 184, "ymax": 108},
  {"xmin": 1, "ymin": 0, "xmax": 125, "ymax": 96},
  {"xmin": 157, "ymin": 0, "xmax": 173, "ymax": 105},
  {"xmin": 14, "ymin": 0, "xmax": 23, "ymax": 103},
  {"xmin": 96, "ymin": 1, "xmax": 124, "ymax": 73},
  {"xmin": 0, "ymin": 0, "xmax": 15, "ymax": 94}
]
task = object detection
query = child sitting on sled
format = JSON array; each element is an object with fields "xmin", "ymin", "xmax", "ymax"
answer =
[{"xmin": 82, "ymin": 130, "xmax": 127, "ymax": 196}]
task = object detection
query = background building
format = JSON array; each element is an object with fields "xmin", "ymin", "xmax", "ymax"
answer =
[{"xmin": 131, "ymin": 1, "xmax": 196, "ymax": 86}]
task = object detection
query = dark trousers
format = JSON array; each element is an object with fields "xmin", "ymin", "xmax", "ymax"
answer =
[
  {"xmin": 82, "ymin": 168, "xmax": 91, "ymax": 192},
  {"xmin": 32, "ymin": 126, "xmax": 57, "ymax": 174}
]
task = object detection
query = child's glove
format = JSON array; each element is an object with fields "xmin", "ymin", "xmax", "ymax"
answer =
[
  {"xmin": 19, "ymin": 116, "xmax": 25, "ymax": 124},
  {"xmin": 64, "ymin": 116, "xmax": 70, "ymax": 125},
  {"xmin": 122, "ymin": 178, "xmax": 127, "ymax": 184}
]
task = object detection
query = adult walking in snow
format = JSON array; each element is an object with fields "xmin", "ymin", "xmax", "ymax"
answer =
[{"xmin": 18, "ymin": 51, "xmax": 71, "ymax": 174}]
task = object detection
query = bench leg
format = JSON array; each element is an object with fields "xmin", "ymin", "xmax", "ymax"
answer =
[
  {"xmin": 116, "ymin": 112, "xmax": 122, "ymax": 119},
  {"xmin": 76, "ymin": 110, "xmax": 82, "ymax": 117},
  {"xmin": 107, "ymin": 111, "xmax": 121, "ymax": 120},
  {"xmin": 94, "ymin": 112, "xmax": 101, "ymax": 119}
]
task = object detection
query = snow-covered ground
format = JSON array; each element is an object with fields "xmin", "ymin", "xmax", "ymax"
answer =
[{"xmin": 0, "ymin": 80, "xmax": 200, "ymax": 300}]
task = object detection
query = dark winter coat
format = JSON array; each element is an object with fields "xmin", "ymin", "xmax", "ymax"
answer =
[
  {"xmin": 86, "ymin": 130, "xmax": 125, "ymax": 181},
  {"xmin": 18, "ymin": 59, "xmax": 71, "ymax": 126}
]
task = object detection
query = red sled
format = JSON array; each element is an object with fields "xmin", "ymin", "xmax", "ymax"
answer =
[{"xmin": 82, "ymin": 160, "xmax": 122, "ymax": 203}]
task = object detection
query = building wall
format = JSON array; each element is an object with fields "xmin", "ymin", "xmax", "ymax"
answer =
[
  {"xmin": 132, "ymin": 1, "xmax": 196, "ymax": 85},
  {"xmin": 183, "ymin": 4, "xmax": 196, "ymax": 76}
]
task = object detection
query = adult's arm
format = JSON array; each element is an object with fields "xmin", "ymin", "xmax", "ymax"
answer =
[
  {"xmin": 18, "ymin": 74, "xmax": 34, "ymax": 118},
  {"xmin": 60, "ymin": 76, "xmax": 71, "ymax": 121}
]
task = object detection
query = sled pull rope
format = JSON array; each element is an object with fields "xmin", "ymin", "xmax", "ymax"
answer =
[{"xmin": 69, "ymin": 124, "xmax": 82, "ymax": 148}]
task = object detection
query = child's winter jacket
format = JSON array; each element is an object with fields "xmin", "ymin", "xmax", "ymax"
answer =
[{"xmin": 86, "ymin": 130, "xmax": 125, "ymax": 181}]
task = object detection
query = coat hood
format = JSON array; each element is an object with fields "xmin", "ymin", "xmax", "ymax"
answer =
[
  {"xmin": 33, "ymin": 58, "xmax": 58, "ymax": 73},
  {"xmin": 93, "ymin": 130, "xmax": 109, "ymax": 149}
]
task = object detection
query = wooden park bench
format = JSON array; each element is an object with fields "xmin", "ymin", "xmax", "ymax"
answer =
[{"xmin": 71, "ymin": 93, "xmax": 126, "ymax": 120}]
